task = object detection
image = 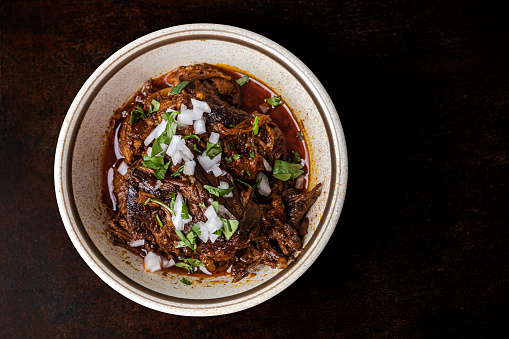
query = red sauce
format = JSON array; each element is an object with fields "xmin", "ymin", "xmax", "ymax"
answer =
[{"xmin": 101, "ymin": 65, "xmax": 310, "ymax": 211}]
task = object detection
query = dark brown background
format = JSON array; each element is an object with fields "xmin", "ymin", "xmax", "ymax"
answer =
[{"xmin": 1, "ymin": 0, "xmax": 508, "ymax": 337}]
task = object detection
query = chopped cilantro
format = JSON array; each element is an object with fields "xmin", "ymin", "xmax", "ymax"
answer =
[
  {"xmin": 144, "ymin": 198, "xmax": 175, "ymax": 216},
  {"xmin": 252, "ymin": 115, "xmax": 261, "ymax": 135},
  {"xmin": 228, "ymin": 124, "xmax": 236, "ymax": 128},
  {"xmin": 180, "ymin": 278, "xmax": 192, "ymax": 285},
  {"xmin": 232, "ymin": 154, "xmax": 241, "ymax": 160},
  {"xmin": 183, "ymin": 134, "xmax": 200, "ymax": 141},
  {"xmin": 198, "ymin": 202, "xmax": 206, "ymax": 208},
  {"xmin": 246, "ymin": 170, "xmax": 251, "ymax": 177},
  {"xmin": 175, "ymin": 258, "xmax": 204, "ymax": 273},
  {"xmin": 203, "ymin": 185, "xmax": 234, "ymax": 197},
  {"xmin": 220, "ymin": 217, "xmax": 239, "ymax": 240},
  {"xmin": 296, "ymin": 131, "xmax": 304, "ymax": 140},
  {"xmin": 292, "ymin": 151, "xmax": 301, "ymax": 162},
  {"xmin": 249, "ymin": 150, "xmax": 255, "ymax": 158},
  {"xmin": 235, "ymin": 178, "xmax": 261, "ymax": 189},
  {"xmin": 156, "ymin": 214, "xmax": 164, "ymax": 228},
  {"xmin": 236, "ymin": 75, "xmax": 249, "ymax": 86},
  {"xmin": 149, "ymin": 100, "xmax": 160, "ymax": 114},
  {"xmin": 170, "ymin": 81, "xmax": 190, "ymax": 95},
  {"xmin": 175, "ymin": 229, "xmax": 197, "ymax": 252},
  {"xmin": 181, "ymin": 199, "xmax": 190, "ymax": 219},
  {"xmin": 171, "ymin": 165, "xmax": 185, "ymax": 177},
  {"xmin": 193, "ymin": 144, "xmax": 202, "ymax": 153},
  {"xmin": 205, "ymin": 142, "xmax": 222, "ymax": 159},
  {"xmin": 272, "ymin": 159, "xmax": 304, "ymax": 181},
  {"xmin": 267, "ymin": 96, "xmax": 282, "ymax": 107},
  {"xmin": 211, "ymin": 200, "xmax": 219, "ymax": 213},
  {"xmin": 227, "ymin": 144, "xmax": 234, "ymax": 150},
  {"xmin": 225, "ymin": 157, "xmax": 233, "ymax": 163}
]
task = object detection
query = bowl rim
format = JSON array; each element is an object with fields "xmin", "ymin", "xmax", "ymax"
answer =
[{"xmin": 54, "ymin": 23, "xmax": 348, "ymax": 316}]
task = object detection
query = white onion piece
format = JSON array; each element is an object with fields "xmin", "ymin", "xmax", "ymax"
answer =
[
  {"xmin": 197, "ymin": 222, "xmax": 210, "ymax": 243},
  {"xmin": 256, "ymin": 172, "xmax": 271, "ymax": 196},
  {"xmin": 209, "ymin": 232, "xmax": 219, "ymax": 243},
  {"xmin": 218, "ymin": 204, "xmax": 234, "ymax": 219},
  {"xmin": 205, "ymin": 216, "xmax": 223, "ymax": 233},
  {"xmin": 180, "ymin": 103, "xmax": 187, "ymax": 111},
  {"xmin": 183, "ymin": 160, "xmax": 196, "ymax": 175},
  {"xmin": 166, "ymin": 135, "xmax": 182, "ymax": 157},
  {"xmin": 144, "ymin": 252, "xmax": 161, "ymax": 272},
  {"xmin": 128, "ymin": 239, "xmax": 145, "ymax": 247},
  {"xmin": 194, "ymin": 118, "xmax": 206, "ymax": 135},
  {"xmin": 147, "ymin": 147, "xmax": 153, "ymax": 157},
  {"xmin": 211, "ymin": 165, "xmax": 223, "ymax": 177},
  {"xmin": 209, "ymin": 132, "xmax": 220, "ymax": 144},
  {"xmin": 197, "ymin": 152, "xmax": 221, "ymax": 172},
  {"xmin": 161, "ymin": 257, "xmax": 175, "ymax": 268},
  {"xmin": 204, "ymin": 205, "xmax": 217, "ymax": 220},
  {"xmin": 263, "ymin": 157, "xmax": 273, "ymax": 171},
  {"xmin": 199, "ymin": 266, "xmax": 213, "ymax": 275},
  {"xmin": 259, "ymin": 103, "xmax": 270, "ymax": 114},
  {"xmin": 155, "ymin": 180, "xmax": 163, "ymax": 188},
  {"xmin": 178, "ymin": 109, "xmax": 194, "ymax": 126},
  {"xmin": 179, "ymin": 144, "xmax": 194, "ymax": 160},
  {"xmin": 172, "ymin": 151, "xmax": 183, "ymax": 165},
  {"xmin": 192, "ymin": 107, "xmax": 204, "ymax": 120},
  {"xmin": 172, "ymin": 194, "xmax": 184, "ymax": 231},
  {"xmin": 144, "ymin": 119, "xmax": 168, "ymax": 146},
  {"xmin": 159, "ymin": 143, "xmax": 169, "ymax": 153},
  {"xmin": 191, "ymin": 98, "xmax": 211, "ymax": 113},
  {"xmin": 117, "ymin": 161, "xmax": 128, "ymax": 176}
]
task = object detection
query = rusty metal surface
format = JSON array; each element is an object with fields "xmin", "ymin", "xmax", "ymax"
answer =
[{"xmin": 1, "ymin": 0, "xmax": 508, "ymax": 336}]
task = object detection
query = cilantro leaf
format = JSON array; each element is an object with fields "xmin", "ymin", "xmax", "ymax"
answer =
[
  {"xmin": 235, "ymin": 178, "xmax": 252, "ymax": 188},
  {"xmin": 227, "ymin": 144, "xmax": 234, "ymax": 150},
  {"xmin": 211, "ymin": 200, "xmax": 219, "ymax": 213},
  {"xmin": 193, "ymin": 144, "xmax": 202, "ymax": 154},
  {"xmin": 235, "ymin": 178, "xmax": 262, "ymax": 189},
  {"xmin": 149, "ymin": 100, "xmax": 160, "ymax": 114},
  {"xmin": 225, "ymin": 157, "xmax": 233, "ymax": 163},
  {"xmin": 180, "ymin": 277, "xmax": 192, "ymax": 285},
  {"xmin": 153, "ymin": 161, "xmax": 171, "ymax": 180},
  {"xmin": 171, "ymin": 165, "xmax": 185, "ymax": 177},
  {"xmin": 156, "ymin": 214, "xmax": 164, "ymax": 228},
  {"xmin": 181, "ymin": 199, "xmax": 190, "ymax": 219},
  {"xmin": 198, "ymin": 202, "xmax": 206, "ymax": 208},
  {"xmin": 170, "ymin": 81, "xmax": 190, "ymax": 95},
  {"xmin": 249, "ymin": 150, "xmax": 255, "ymax": 158},
  {"xmin": 246, "ymin": 170, "xmax": 251, "ymax": 177},
  {"xmin": 272, "ymin": 160, "xmax": 304, "ymax": 181},
  {"xmin": 236, "ymin": 75, "xmax": 249, "ymax": 86},
  {"xmin": 183, "ymin": 134, "xmax": 200, "ymax": 141},
  {"xmin": 175, "ymin": 230, "xmax": 196, "ymax": 252},
  {"xmin": 267, "ymin": 96, "xmax": 282, "ymax": 107},
  {"xmin": 175, "ymin": 258, "xmax": 204, "ymax": 273},
  {"xmin": 205, "ymin": 142, "xmax": 222, "ymax": 159},
  {"xmin": 144, "ymin": 198, "xmax": 175, "ymax": 216},
  {"xmin": 296, "ymin": 131, "xmax": 304, "ymax": 140},
  {"xmin": 142, "ymin": 155, "xmax": 165, "ymax": 169},
  {"xmin": 220, "ymin": 217, "xmax": 239, "ymax": 240},
  {"xmin": 203, "ymin": 185, "xmax": 234, "ymax": 197},
  {"xmin": 232, "ymin": 154, "xmax": 241, "ymax": 160},
  {"xmin": 252, "ymin": 115, "xmax": 261, "ymax": 135},
  {"xmin": 292, "ymin": 151, "xmax": 301, "ymax": 162}
]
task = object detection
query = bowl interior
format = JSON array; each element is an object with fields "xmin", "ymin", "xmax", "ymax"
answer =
[{"xmin": 56, "ymin": 24, "xmax": 346, "ymax": 316}]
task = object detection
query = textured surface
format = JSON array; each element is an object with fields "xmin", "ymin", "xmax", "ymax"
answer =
[{"xmin": 1, "ymin": 0, "xmax": 508, "ymax": 337}]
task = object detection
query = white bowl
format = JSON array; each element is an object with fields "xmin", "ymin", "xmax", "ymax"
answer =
[{"xmin": 54, "ymin": 24, "xmax": 347, "ymax": 316}]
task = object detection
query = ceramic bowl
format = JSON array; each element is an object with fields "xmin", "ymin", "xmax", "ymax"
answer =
[{"xmin": 54, "ymin": 24, "xmax": 347, "ymax": 316}]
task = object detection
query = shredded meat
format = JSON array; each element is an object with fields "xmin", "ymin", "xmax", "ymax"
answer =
[{"xmin": 105, "ymin": 64, "xmax": 321, "ymax": 281}]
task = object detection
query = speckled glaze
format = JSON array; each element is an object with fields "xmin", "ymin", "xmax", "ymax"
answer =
[{"xmin": 54, "ymin": 24, "xmax": 348, "ymax": 316}]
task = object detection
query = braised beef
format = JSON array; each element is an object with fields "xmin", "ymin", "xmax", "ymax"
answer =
[{"xmin": 103, "ymin": 64, "xmax": 322, "ymax": 281}]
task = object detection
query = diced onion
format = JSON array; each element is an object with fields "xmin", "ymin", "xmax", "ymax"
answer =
[
  {"xmin": 194, "ymin": 118, "xmax": 206, "ymax": 135},
  {"xmin": 128, "ymin": 239, "xmax": 145, "ymax": 247},
  {"xmin": 144, "ymin": 120, "xmax": 168, "ymax": 146},
  {"xmin": 199, "ymin": 266, "xmax": 213, "ymax": 275},
  {"xmin": 259, "ymin": 102, "xmax": 270, "ymax": 114},
  {"xmin": 166, "ymin": 135, "xmax": 182, "ymax": 157},
  {"xmin": 263, "ymin": 157, "xmax": 273, "ymax": 171},
  {"xmin": 197, "ymin": 152, "xmax": 221, "ymax": 172},
  {"xmin": 117, "ymin": 161, "xmax": 128, "ymax": 176},
  {"xmin": 183, "ymin": 160, "xmax": 196, "ymax": 175},
  {"xmin": 209, "ymin": 132, "xmax": 220, "ymax": 144},
  {"xmin": 191, "ymin": 98, "xmax": 211, "ymax": 113},
  {"xmin": 218, "ymin": 204, "xmax": 234, "ymax": 218},
  {"xmin": 197, "ymin": 222, "xmax": 210, "ymax": 243},
  {"xmin": 155, "ymin": 180, "xmax": 163, "ymax": 188},
  {"xmin": 161, "ymin": 257, "xmax": 175, "ymax": 268},
  {"xmin": 211, "ymin": 165, "xmax": 223, "ymax": 177},
  {"xmin": 204, "ymin": 205, "xmax": 217, "ymax": 220},
  {"xmin": 256, "ymin": 172, "xmax": 271, "ymax": 196},
  {"xmin": 172, "ymin": 150, "xmax": 183, "ymax": 165},
  {"xmin": 144, "ymin": 252, "xmax": 161, "ymax": 272},
  {"xmin": 172, "ymin": 194, "xmax": 184, "ymax": 231},
  {"xmin": 178, "ymin": 108, "xmax": 194, "ymax": 126},
  {"xmin": 179, "ymin": 143, "xmax": 194, "ymax": 160},
  {"xmin": 209, "ymin": 233, "xmax": 219, "ymax": 243},
  {"xmin": 205, "ymin": 216, "xmax": 223, "ymax": 233}
]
